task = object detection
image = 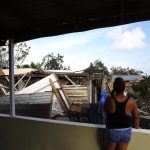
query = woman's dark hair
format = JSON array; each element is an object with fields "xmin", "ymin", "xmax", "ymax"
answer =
[{"xmin": 113, "ymin": 77, "xmax": 125, "ymax": 94}]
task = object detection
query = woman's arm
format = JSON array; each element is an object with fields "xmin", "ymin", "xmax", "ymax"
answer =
[
  {"xmin": 104, "ymin": 96, "xmax": 114, "ymax": 113},
  {"xmin": 132, "ymin": 100, "xmax": 140, "ymax": 129},
  {"xmin": 104, "ymin": 96, "xmax": 110, "ymax": 112}
]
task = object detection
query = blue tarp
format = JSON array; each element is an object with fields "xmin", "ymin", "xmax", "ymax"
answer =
[{"xmin": 89, "ymin": 90, "xmax": 107, "ymax": 125}]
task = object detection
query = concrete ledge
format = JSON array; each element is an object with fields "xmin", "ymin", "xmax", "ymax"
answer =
[{"xmin": 0, "ymin": 115, "xmax": 150, "ymax": 150}]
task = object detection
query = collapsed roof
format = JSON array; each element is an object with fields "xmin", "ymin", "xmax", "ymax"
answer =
[{"xmin": 0, "ymin": 0, "xmax": 150, "ymax": 44}]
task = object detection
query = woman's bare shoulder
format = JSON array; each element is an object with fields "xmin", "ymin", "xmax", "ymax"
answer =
[
  {"xmin": 128, "ymin": 97, "xmax": 137, "ymax": 105},
  {"xmin": 128, "ymin": 96, "xmax": 136, "ymax": 101}
]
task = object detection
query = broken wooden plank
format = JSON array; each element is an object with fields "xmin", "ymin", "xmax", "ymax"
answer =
[
  {"xmin": 64, "ymin": 75, "xmax": 76, "ymax": 85},
  {"xmin": 49, "ymin": 75, "xmax": 69, "ymax": 112}
]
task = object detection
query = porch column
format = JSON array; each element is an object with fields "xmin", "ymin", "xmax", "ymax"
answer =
[{"xmin": 9, "ymin": 39, "xmax": 15, "ymax": 117}]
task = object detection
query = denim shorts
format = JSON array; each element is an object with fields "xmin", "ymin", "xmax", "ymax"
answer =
[{"xmin": 105, "ymin": 127, "xmax": 132, "ymax": 144}]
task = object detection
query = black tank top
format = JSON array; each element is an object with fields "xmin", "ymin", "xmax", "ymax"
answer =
[{"xmin": 106, "ymin": 96, "xmax": 132, "ymax": 129}]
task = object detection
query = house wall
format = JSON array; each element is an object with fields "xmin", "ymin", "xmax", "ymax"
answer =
[{"xmin": 0, "ymin": 115, "xmax": 150, "ymax": 150}]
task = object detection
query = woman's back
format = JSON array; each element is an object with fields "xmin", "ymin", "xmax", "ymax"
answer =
[{"xmin": 106, "ymin": 94, "xmax": 133, "ymax": 129}]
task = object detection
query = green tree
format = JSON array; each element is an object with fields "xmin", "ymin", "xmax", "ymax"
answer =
[
  {"xmin": 0, "ymin": 46, "xmax": 8, "ymax": 68},
  {"xmin": 132, "ymin": 76, "xmax": 150, "ymax": 98},
  {"xmin": 110, "ymin": 66, "xmax": 143, "ymax": 75},
  {"xmin": 41, "ymin": 53, "xmax": 69, "ymax": 70},
  {"xmin": 14, "ymin": 43, "xmax": 30, "ymax": 67},
  {"xmin": 30, "ymin": 62, "xmax": 43, "ymax": 70},
  {"xmin": 21, "ymin": 62, "xmax": 43, "ymax": 71},
  {"xmin": 84, "ymin": 60, "xmax": 109, "ymax": 75},
  {"xmin": 0, "ymin": 42, "xmax": 30, "ymax": 68}
]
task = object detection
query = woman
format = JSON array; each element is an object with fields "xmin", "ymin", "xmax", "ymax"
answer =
[{"xmin": 104, "ymin": 77, "xmax": 139, "ymax": 150}]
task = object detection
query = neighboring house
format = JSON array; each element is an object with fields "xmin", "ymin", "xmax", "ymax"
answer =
[{"xmin": 112, "ymin": 75, "xmax": 144, "ymax": 82}]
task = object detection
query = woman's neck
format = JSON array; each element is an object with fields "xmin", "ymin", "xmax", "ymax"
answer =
[{"xmin": 115, "ymin": 92, "xmax": 124, "ymax": 96}]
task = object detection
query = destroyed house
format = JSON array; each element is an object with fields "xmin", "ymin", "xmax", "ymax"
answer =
[{"xmin": 0, "ymin": 68, "xmax": 107, "ymax": 122}]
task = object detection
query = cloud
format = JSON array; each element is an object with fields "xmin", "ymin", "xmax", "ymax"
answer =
[
  {"xmin": 115, "ymin": 62, "xmax": 128, "ymax": 68},
  {"xmin": 25, "ymin": 28, "xmax": 105, "ymax": 64},
  {"xmin": 42, "ymin": 29, "xmax": 105, "ymax": 50},
  {"xmin": 106, "ymin": 26, "xmax": 147, "ymax": 51},
  {"xmin": 45, "ymin": 38, "xmax": 88, "ymax": 50},
  {"xmin": 28, "ymin": 28, "xmax": 105, "ymax": 51}
]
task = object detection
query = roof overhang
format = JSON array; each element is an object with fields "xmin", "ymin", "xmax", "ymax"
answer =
[{"xmin": 0, "ymin": 0, "xmax": 150, "ymax": 43}]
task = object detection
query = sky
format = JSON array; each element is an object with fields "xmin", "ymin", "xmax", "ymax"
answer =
[{"xmin": 25, "ymin": 20, "xmax": 150, "ymax": 75}]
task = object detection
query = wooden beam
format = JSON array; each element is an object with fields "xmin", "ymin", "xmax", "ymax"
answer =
[
  {"xmin": 64, "ymin": 75, "xmax": 76, "ymax": 85},
  {"xmin": 49, "ymin": 78, "xmax": 68, "ymax": 112},
  {"xmin": 49, "ymin": 73, "xmax": 70, "ymax": 112}
]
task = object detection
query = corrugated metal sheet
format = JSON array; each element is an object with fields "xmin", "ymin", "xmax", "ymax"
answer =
[
  {"xmin": 0, "ymin": 92, "xmax": 52, "ymax": 118},
  {"xmin": 0, "ymin": 92, "xmax": 52, "ymax": 104},
  {"xmin": 112, "ymin": 75, "xmax": 143, "ymax": 81}
]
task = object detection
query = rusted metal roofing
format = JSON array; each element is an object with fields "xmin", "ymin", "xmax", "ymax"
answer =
[{"xmin": 0, "ymin": 0, "xmax": 150, "ymax": 44}]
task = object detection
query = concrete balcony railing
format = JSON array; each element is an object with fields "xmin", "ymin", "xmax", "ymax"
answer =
[{"xmin": 0, "ymin": 114, "xmax": 150, "ymax": 150}]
